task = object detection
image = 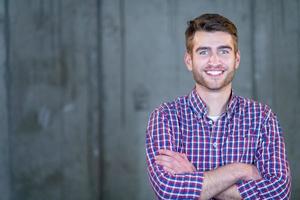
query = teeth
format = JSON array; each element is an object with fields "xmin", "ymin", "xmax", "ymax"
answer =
[{"xmin": 206, "ymin": 71, "xmax": 223, "ymax": 75}]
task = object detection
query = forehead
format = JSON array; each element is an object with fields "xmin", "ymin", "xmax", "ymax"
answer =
[{"xmin": 192, "ymin": 31, "xmax": 235, "ymax": 50}]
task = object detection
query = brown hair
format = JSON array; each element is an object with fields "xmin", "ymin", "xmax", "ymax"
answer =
[{"xmin": 185, "ymin": 13, "xmax": 238, "ymax": 54}]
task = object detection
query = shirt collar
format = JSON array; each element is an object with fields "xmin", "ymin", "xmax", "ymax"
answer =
[
  {"xmin": 188, "ymin": 88, "xmax": 208, "ymax": 118},
  {"xmin": 188, "ymin": 87, "xmax": 238, "ymax": 119},
  {"xmin": 226, "ymin": 91, "xmax": 238, "ymax": 117}
]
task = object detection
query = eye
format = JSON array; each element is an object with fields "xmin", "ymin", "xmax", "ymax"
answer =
[
  {"xmin": 198, "ymin": 50, "xmax": 209, "ymax": 55},
  {"xmin": 219, "ymin": 49, "xmax": 230, "ymax": 55}
]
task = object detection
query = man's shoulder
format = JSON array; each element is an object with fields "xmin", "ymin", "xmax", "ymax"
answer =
[
  {"xmin": 152, "ymin": 94, "xmax": 189, "ymax": 116},
  {"xmin": 236, "ymin": 95, "xmax": 273, "ymax": 117}
]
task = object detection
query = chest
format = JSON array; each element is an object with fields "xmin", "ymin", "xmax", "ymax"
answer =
[{"xmin": 176, "ymin": 115, "xmax": 260, "ymax": 171}]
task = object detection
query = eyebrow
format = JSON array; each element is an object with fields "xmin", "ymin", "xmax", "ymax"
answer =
[
  {"xmin": 218, "ymin": 45, "xmax": 233, "ymax": 50},
  {"xmin": 195, "ymin": 45, "xmax": 233, "ymax": 52},
  {"xmin": 195, "ymin": 46, "xmax": 210, "ymax": 52}
]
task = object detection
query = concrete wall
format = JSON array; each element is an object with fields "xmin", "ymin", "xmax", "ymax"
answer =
[
  {"xmin": 2, "ymin": 0, "xmax": 101, "ymax": 199},
  {"xmin": 0, "ymin": 0, "xmax": 11, "ymax": 199},
  {"xmin": 101, "ymin": 0, "xmax": 300, "ymax": 199},
  {"xmin": 0, "ymin": 0, "xmax": 299, "ymax": 199}
]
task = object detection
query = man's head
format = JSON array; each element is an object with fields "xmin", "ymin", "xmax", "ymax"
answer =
[
  {"xmin": 185, "ymin": 13, "xmax": 238, "ymax": 54},
  {"xmin": 184, "ymin": 14, "xmax": 240, "ymax": 92}
]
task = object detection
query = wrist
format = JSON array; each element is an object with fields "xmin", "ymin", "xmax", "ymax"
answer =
[{"xmin": 231, "ymin": 163, "xmax": 250, "ymax": 181}]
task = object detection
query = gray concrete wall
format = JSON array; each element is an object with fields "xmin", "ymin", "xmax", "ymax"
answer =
[
  {"xmin": 0, "ymin": 0, "xmax": 11, "ymax": 199},
  {"xmin": 101, "ymin": 0, "xmax": 300, "ymax": 199},
  {"xmin": 0, "ymin": 0, "xmax": 299, "ymax": 200},
  {"xmin": 4, "ymin": 0, "xmax": 101, "ymax": 199}
]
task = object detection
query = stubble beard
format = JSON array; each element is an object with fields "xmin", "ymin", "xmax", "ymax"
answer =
[{"xmin": 192, "ymin": 67, "xmax": 236, "ymax": 91}]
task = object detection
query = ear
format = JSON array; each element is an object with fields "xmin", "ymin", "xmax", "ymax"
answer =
[
  {"xmin": 234, "ymin": 50, "xmax": 240, "ymax": 70},
  {"xmin": 184, "ymin": 52, "xmax": 193, "ymax": 71}
]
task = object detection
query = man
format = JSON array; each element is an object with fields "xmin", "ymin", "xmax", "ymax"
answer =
[{"xmin": 145, "ymin": 13, "xmax": 291, "ymax": 199}]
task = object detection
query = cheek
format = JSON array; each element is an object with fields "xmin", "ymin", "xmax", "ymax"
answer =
[
  {"xmin": 192, "ymin": 57, "xmax": 207, "ymax": 67},
  {"xmin": 222, "ymin": 58, "xmax": 236, "ymax": 68}
]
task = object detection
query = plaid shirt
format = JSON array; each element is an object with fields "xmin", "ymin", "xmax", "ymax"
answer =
[{"xmin": 146, "ymin": 88, "xmax": 291, "ymax": 199}]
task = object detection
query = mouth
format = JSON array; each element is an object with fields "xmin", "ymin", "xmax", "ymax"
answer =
[{"xmin": 205, "ymin": 70, "xmax": 224, "ymax": 77}]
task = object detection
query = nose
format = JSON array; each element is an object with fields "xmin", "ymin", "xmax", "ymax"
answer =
[{"xmin": 208, "ymin": 53, "xmax": 220, "ymax": 65}]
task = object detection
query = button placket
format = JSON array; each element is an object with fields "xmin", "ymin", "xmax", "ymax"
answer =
[
  {"xmin": 210, "ymin": 121, "xmax": 220, "ymax": 169},
  {"xmin": 213, "ymin": 142, "xmax": 217, "ymax": 148},
  {"xmin": 209, "ymin": 127, "xmax": 216, "ymax": 147}
]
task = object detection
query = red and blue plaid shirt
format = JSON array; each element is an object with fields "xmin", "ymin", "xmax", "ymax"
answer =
[{"xmin": 146, "ymin": 88, "xmax": 291, "ymax": 199}]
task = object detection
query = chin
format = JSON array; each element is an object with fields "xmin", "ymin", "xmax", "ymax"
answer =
[{"xmin": 198, "ymin": 81, "xmax": 232, "ymax": 91}]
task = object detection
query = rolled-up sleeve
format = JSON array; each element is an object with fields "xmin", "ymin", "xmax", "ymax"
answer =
[
  {"xmin": 146, "ymin": 108, "xmax": 204, "ymax": 199},
  {"xmin": 237, "ymin": 110, "xmax": 291, "ymax": 199}
]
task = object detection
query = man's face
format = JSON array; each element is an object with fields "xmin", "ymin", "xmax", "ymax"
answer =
[{"xmin": 185, "ymin": 31, "xmax": 240, "ymax": 91}]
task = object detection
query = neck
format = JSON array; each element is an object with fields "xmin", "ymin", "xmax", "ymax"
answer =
[{"xmin": 195, "ymin": 84, "xmax": 232, "ymax": 116}]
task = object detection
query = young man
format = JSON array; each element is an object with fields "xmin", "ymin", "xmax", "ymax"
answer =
[{"xmin": 146, "ymin": 14, "xmax": 291, "ymax": 200}]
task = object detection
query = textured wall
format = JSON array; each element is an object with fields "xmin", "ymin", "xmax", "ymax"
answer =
[
  {"xmin": 0, "ymin": 0, "xmax": 299, "ymax": 200},
  {"xmin": 4, "ymin": 0, "xmax": 101, "ymax": 200},
  {"xmin": 101, "ymin": 0, "xmax": 300, "ymax": 199},
  {"xmin": 0, "ymin": 0, "xmax": 11, "ymax": 199}
]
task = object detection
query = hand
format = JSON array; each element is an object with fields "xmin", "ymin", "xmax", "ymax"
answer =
[
  {"xmin": 155, "ymin": 149, "xmax": 196, "ymax": 175},
  {"xmin": 238, "ymin": 163, "xmax": 262, "ymax": 181},
  {"xmin": 245, "ymin": 164, "xmax": 262, "ymax": 181}
]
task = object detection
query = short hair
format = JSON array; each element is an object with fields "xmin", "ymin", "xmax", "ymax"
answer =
[{"xmin": 185, "ymin": 13, "xmax": 238, "ymax": 54}]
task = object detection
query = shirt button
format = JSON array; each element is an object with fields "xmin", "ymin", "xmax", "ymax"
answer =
[
  {"xmin": 213, "ymin": 142, "xmax": 217, "ymax": 148},
  {"xmin": 208, "ymin": 120, "xmax": 213, "ymax": 125}
]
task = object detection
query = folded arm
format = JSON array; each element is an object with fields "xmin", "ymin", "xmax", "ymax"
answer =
[
  {"xmin": 200, "ymin": 163, "xmax": 256, "ymax": 200},
  {"xmin": 146, "ymin": 109, "xmax": 204, "ymax": 199},
  {"xmin": 156, "ymin": 149, "xmax": 261, "ymax": 200},
  {"xmin": 146, "ymin": 109, "xmax": 259, "ymax": 199},
  {"xmin": 146, "ymin": 107, "xmax": 291, "ymax": 199},
  {"xmin": 236, "ymin": 110, "xmax": 291, "ymax": 199}
]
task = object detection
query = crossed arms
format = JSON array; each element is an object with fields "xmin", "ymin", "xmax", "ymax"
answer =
[
  {"xmin": 146, "ymin": 108, "xmax": 291, "ymax": 199},
  {"xmin": 156, "ymin": 149, "xmax": 260, "ymax": 200}
]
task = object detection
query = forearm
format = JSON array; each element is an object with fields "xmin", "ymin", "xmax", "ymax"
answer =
[
  {"xmin": 214, "ymin": 185, "xmax": 242, "ymax": 200},
  {"xmin": 199, "ymin": 163, "xmax": 247, "ymax": 200},
  {"xmin": 154, "ymin": 148, "xmax": 260, "ymax": 200},
  {"xmin": 237, "ymin": 174, "xmax": 291, "ymax": 200},
  {"xmin": 148, "ymin": 166, "xmax": 204, "ymax": 199},
  {"xmin": 236, "ymin": 111, "xmax": 291, "ymax": 199}
]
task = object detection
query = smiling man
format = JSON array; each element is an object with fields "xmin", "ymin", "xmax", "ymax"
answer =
[{"xmin": 146, "ymin": 14, "xmax": 291, "ymax": 200}]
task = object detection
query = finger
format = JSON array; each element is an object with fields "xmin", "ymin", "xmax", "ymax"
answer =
[
  {"xmin": 158, "ymin": 159, "xmax": 191, "ymax": 174},
  {"xmin": 156, "ymin": 159, "xmax": 179, "ymax": 172},
  {"xmin": 156, "ymin": 150, "xmax": 196, "ymax": 173},
  {"xmin": 158, "ymin": 149, "xmax": 183, "ymax": 162},
  {"xmin": 157, "ymin": 153, "xmax": 188, "ymax": 169},
  {"xmin": 156, "ymin": 159, "xmax": 174, "ymax": 169},
  {"xmin": 156, "ymin": 155, "xmax": 182, "ymax": 168},
  {"xmin": 163, "ymin": 166, "xmax": 176, "ymax": 175},
  {"xmin": 158, "ymin": 149, "xmax": 184, "ymax": 158},
  {"xmin": 155, "ymin": 158, "xmax": 172, "ymax": 164},
  {"xmin": 155, "ymin": 155, "xmax": 176, "ymax": 165},
  {"xmin": 158, "ymin": 149, "xmax": 176, "ymax": 156},
  {"xmin": 155, "ymin": 156, "xmax": 182, "ymax": 172},
  {"xmin": 179, "ymin": 153, "xmax": 188, "ymax": 160},
  {"xmin": 155, "ymin": 155, "xmax": 174, "ymax": 162},
  {"xmin": 159, "ymin": 153, "xmax": 196, "ymax": 173}
]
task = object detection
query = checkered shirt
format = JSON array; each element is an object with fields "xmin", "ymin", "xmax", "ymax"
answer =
[{"xmin": 146, "ymin": 88, "xmax": 291, "ymax": 199}]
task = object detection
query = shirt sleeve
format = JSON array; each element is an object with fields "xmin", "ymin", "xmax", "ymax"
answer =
[
  {"xmin": 237, "ymin": 109, "xmax": 291, "ymax": 199},
  {"xmin": 146, "ymin": 108, "xmax": 204, "ymax": 199}
]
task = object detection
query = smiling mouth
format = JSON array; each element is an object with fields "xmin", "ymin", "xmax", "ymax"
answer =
[{"xmin": 205, "ymin": 70, "xmax": 224, "ymax": 76}]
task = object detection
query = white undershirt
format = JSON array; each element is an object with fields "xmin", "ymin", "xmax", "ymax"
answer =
[{"xmin": 208, "ymin": 115, "xmax": 220, "ymax": 122}]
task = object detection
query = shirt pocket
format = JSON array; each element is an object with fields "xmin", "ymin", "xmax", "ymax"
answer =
[{"xmin": 222, "ymin": 129, "xmax": 258, "ymax": 164}]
